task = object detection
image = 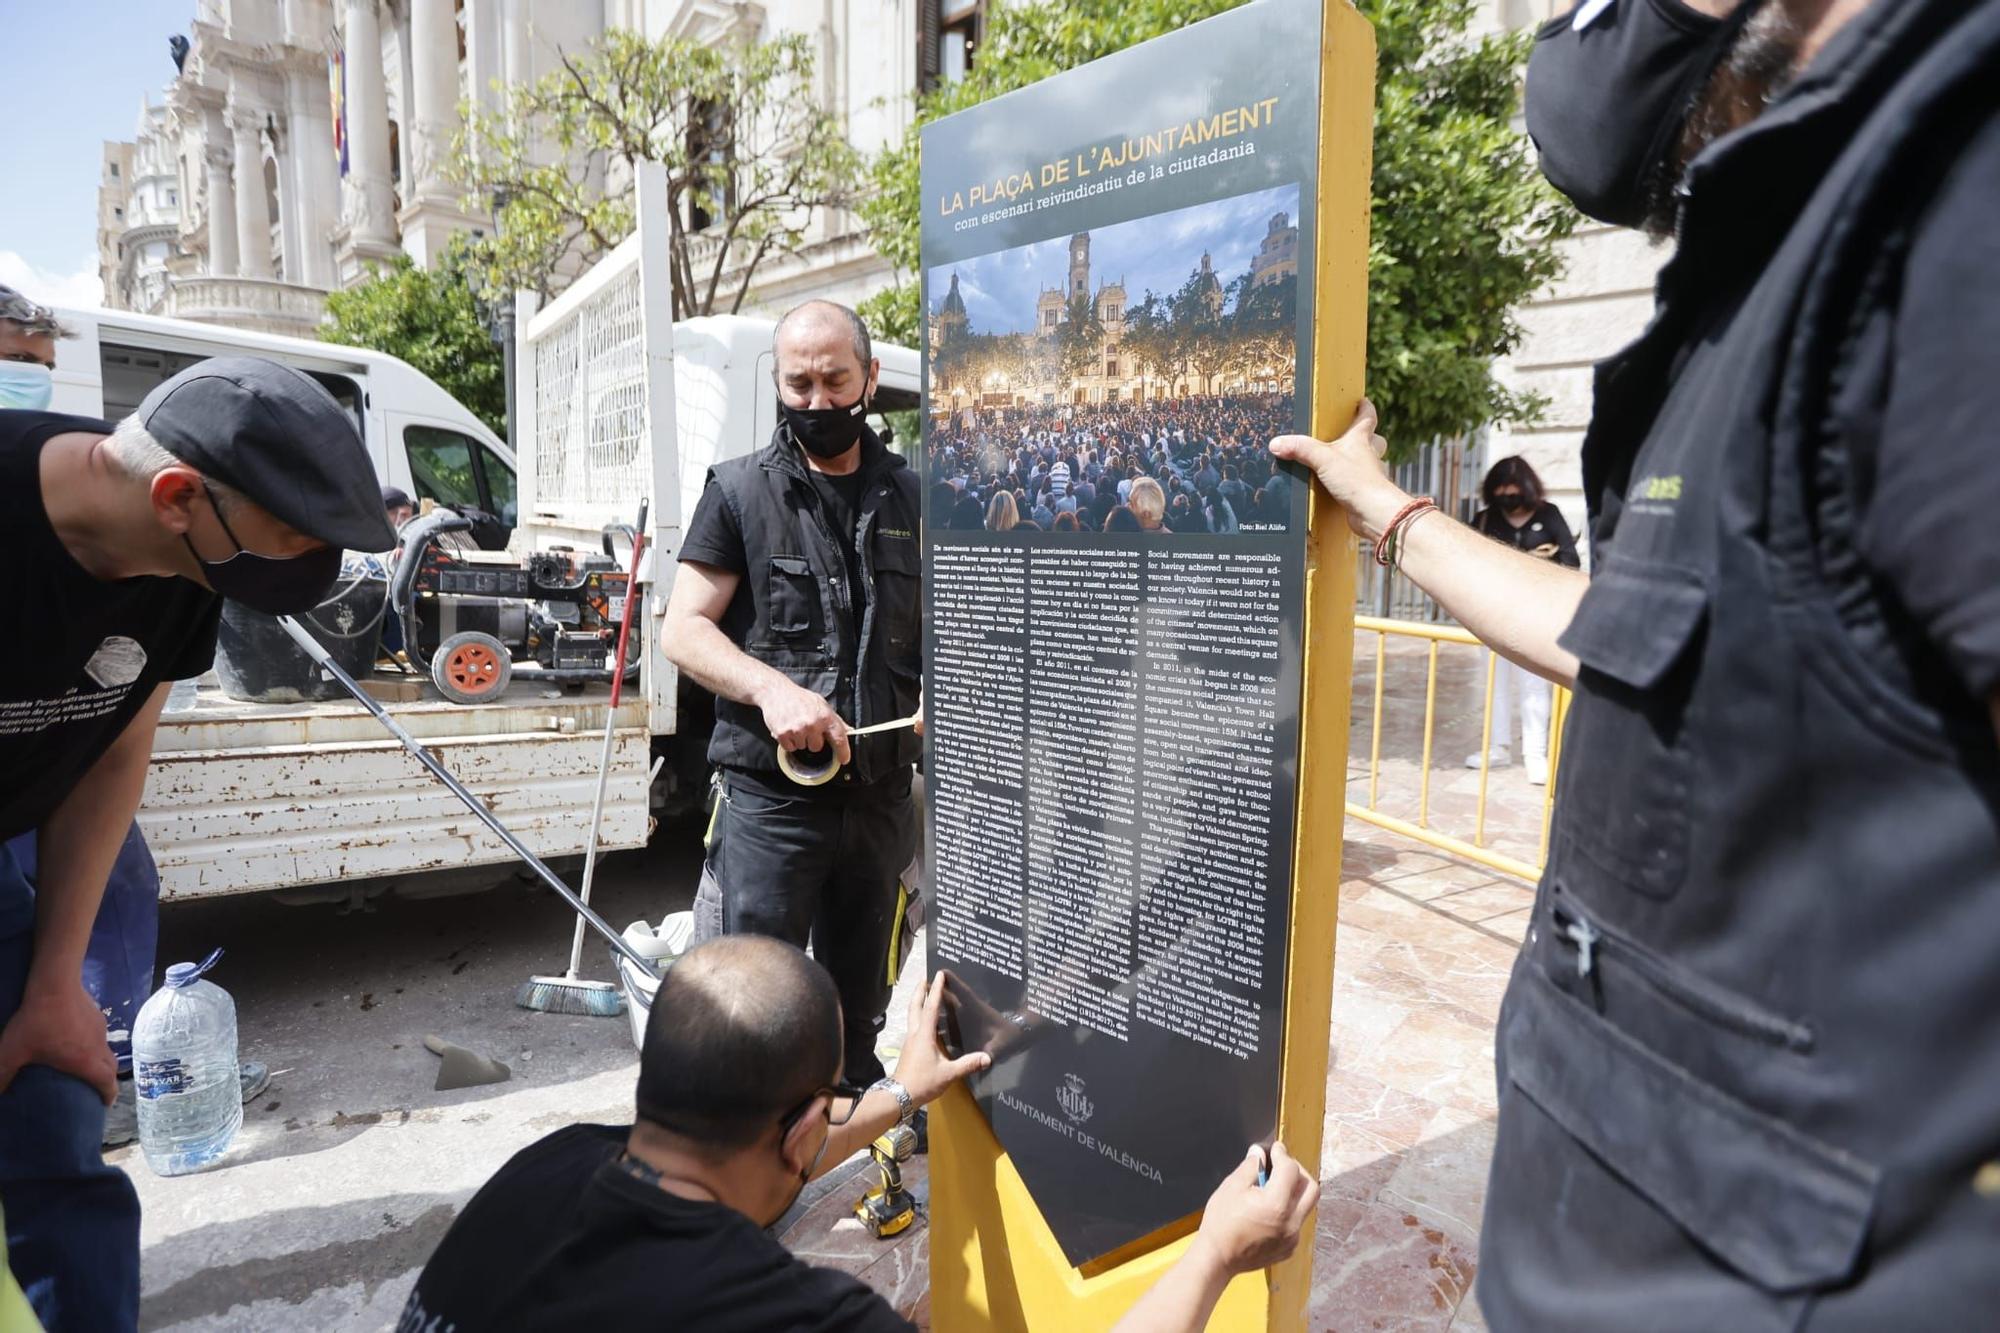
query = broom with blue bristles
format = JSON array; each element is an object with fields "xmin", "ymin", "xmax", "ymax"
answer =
[{"xmin": 517, "ymin": 503, "xmax": 649, "ymax": 1017}]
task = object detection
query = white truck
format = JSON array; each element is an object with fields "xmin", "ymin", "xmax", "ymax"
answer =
[{"xmin": 57, "ymin": 169, "xmax": 918, "ymax": 902}]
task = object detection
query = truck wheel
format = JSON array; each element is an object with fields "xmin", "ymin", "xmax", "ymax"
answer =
[{"xmin": 433, "ymin": 631, "xmax": 513, "ymax": 704}]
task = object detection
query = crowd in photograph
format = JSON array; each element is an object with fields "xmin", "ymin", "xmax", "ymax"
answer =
[{"xmin": 926, "ymin": 393, "xmax": 1297, "ymax": 536}]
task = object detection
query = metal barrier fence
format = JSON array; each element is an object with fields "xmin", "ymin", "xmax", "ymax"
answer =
[
  {"xmin": 1346, "ymin": 615, "xmax": 1569, "ymax": 884},
  {"xmin": 1353, "ymin": 439, "xmax": 1481, "ymax": 623}
]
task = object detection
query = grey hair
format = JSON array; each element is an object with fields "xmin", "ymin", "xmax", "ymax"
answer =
[
  {"xmin": 105, "ymin": 415, "xmax": 244, "ymax": 513},
  {"xmin": 0, "ymin": 285, "xmax": 72, "ymax": 340},
  {"xmin": 771, "ymin": 299, "xmax": 872, "ymax": 375}
]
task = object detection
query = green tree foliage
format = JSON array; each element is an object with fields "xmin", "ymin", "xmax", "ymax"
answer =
[
  {"xmin": 452, "ymin": 29, "xmax": 860, "ymax": 313},
  {"xmin": 860, "ymin": 0, "xmax": 1576, "ymax": 455},
  {"xmin": 320, "ymin": 250, "xmax": 506, "ymax": 436},
  {"xmin": 1053, "ymin": 291, "xmax": 1106, "ymax": 393}
]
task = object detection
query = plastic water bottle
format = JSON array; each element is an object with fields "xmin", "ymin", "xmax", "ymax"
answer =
[{"xmin": 133, "ymin": 950, "xmax": 241, "ymax": 1175}]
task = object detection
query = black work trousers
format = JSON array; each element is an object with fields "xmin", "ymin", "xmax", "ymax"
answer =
[{"xmin": 697, "ymin": 766, "xmax": 917, "ymax": 1085}]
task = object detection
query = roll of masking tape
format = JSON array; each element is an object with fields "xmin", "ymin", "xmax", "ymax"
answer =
[
  {"xmin": 773, "ymin": 714, "xmax": 924, "ymax": 788},
  {"xmin": 777, "ymin": 744, "xmax": 842, "ymax": 787}
]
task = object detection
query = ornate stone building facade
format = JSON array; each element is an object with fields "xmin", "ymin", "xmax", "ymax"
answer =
[
  {"xmin": 97, "ymin": 0, "xmax": 936, "ymax": 337},
  {"xmin": 97, "ymin": 0, "xmax": 495, "ymax": 336},
  {"xmin": 1249, "ymin": 211, "xmax": 1297, "ymax": 288}
]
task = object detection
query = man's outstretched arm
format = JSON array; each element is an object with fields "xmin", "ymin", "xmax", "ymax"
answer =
[
  {"xmin": 1109, "ymin": 1143, "xmax": 1320, "ymax": 1333},
  {"xmin": 661, "ymin": 559, "xmax": 850, "ymax": 764},
  {"xmin": 1272, "ymin": 400, "xmax": 1588, "ymax": 687}
]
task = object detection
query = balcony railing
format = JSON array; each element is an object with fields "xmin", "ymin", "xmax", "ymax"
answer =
[{"xmin": 164, "ymin": 276, "xmax": 328, "ymax": 333}]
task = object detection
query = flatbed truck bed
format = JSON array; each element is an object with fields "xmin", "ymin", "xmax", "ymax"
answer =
[{"xmin": 140, "ymin": 675, "xmax": 651, "ymax": 901}]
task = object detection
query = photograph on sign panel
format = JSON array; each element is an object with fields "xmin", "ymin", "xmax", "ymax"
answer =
[{"xmin": 925, "ymin": 181, "xmax": 1302, "ymax": 538}]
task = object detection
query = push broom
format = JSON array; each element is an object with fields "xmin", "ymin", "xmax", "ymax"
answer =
[{"xmin": 518, "ymin": 502, "xmax": 651, "ymax": 1015}]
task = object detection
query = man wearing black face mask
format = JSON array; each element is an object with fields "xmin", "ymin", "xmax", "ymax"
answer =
[
  {"xmin": 665, "ymin": 301, "xmax": 924, "ymax": 1090},
  {"xmin": 1276, "ymin": 0, "xmax": 2000, "ymax": 1326},
  {"xmin": 0, "ymin": 355, "xmax": 391, "ymax": 1331}
]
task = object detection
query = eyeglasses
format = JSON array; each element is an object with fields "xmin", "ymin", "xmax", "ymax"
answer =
[{"xmin": 779, "ymin": 1080, "xmax": 870, "ymax": 1131}]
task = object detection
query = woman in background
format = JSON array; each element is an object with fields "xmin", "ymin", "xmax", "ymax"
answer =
[{"xmin": 1465, "ymin": 456, "xmax": 1579, "ymax": 785}]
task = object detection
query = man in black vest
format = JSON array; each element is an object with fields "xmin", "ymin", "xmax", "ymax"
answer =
[
  {"xmin": 1275, "ymin": 0, "xmax": 2000, "ymax": 1325},
  {"xmin": 664, "ymin": 301, "xmax": 923, "ymax": 1087}
]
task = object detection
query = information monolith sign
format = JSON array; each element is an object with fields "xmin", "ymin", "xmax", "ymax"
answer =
[{"xmin": 922, "ymin": 1, "xmax": 1373, "ymax": 1326}]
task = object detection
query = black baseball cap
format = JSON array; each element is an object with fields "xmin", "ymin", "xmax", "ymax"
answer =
[{"xmin": 138, "ymin": 356, "xmax": 397, "ymax": 553}]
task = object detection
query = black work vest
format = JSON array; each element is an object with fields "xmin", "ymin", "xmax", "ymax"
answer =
[
  {"xmin": 1481, "ymin": 4, "xmax": 2000, "ymax": 1328},
  {"xmin": 701, "ymin": 429, "xmax": 922, "ymax": 787}
]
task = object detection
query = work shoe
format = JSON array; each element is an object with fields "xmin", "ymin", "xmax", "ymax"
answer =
[
  {"xmin": 103, "ymin": 1061, "xmax": 274, "ymax": 1149},
  {"xmin": 1525, "ymin": 754, "xmax": 1550, "ymax": 786},
  {"xmin": 1464, "ymin": 746, "xmax": 1510, "ymax": 770}
]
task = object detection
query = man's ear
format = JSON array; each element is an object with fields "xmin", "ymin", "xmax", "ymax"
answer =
[
  {"xmin": 778, "ymin": 1098, "xmax": 827, "ymax": 1177},
  {"xmin": 149, "ymin": 465, "xmax": 206, "ymax": 536}
]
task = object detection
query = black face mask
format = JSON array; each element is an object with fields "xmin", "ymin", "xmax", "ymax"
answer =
[
  {"xmin": 1524, "ymin": 0, "xmax": 1742, "ymax": 228},
  {"xmin": 780, "ymin": 392, "xmax": 870, "ymax": 460},
  {"xmin": 184, "ymin": 483, "xmax": 343, "ymax": 615}
]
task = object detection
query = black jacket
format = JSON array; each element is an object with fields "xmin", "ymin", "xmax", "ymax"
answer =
[
  {"xmin": 1470, "ymin": 502, "xmax": 1580, "ymax": 569},
  {"xmin": 702, "ymin": 428, "xmax": 922, "ymax": 786},
  {"xmin": 1482, "ymin": 3, "xmax": 2000, "ymax": 1328}
]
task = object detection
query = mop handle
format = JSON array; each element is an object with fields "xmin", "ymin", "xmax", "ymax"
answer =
[
  {"xmin": 277, "ymin": 615, "xmax": 659, "ymax": 981},
  {"xmin": 567, "ymin": 504, "xmax": 650, "ymax": 973},
  {"xmin": 607, "ymin": 502, "xmax": 648, "ymax": 710}
]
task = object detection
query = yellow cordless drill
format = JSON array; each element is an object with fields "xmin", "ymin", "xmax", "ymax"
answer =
[{"xmin": 854, "ymin": 1124, "xmax": 920, "ymax": 1239}]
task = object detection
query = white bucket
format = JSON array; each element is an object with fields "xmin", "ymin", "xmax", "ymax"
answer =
[{"xmin": 616, "ymin": 911, "xmax": 696, "ymax": 1050}]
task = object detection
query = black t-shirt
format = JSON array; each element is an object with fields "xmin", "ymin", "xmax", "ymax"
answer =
[
  {"xmin": 403, "ymin": 1124, "xmax": 913, "ymax": 1333},
  {"xmin": 1471, "ymin": 501, "xmax": 1582, "ymax": 569},
  {"xmin": 1857, "ymin": 110, "xmax": 2000, "ymax": 700},
  {"xmin": 809, "ymin": 466, "xmax": 868, "ymax": 631},
  {"xmin": 0, "ymin": 411, "xmax": 221, "ymax": 842}
]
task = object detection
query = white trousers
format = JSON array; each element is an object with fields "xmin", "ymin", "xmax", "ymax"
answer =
[{"xmin": 1489, "ymin": 652, "xmax": 1551, "ymax": 764}]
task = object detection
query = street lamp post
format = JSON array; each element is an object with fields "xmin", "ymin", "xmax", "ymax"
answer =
[{"xmin": 491, "ymin": 186, "xmax": 517, "ymax": 454}]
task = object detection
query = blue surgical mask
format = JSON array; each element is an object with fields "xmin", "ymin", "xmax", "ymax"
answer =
[{"xmin": 0, "ymin": 362, "xmax": 53, "ymax": 411}]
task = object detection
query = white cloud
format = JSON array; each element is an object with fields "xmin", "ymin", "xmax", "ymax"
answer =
[{"xmin": 0, "ymin": 251, "xmax": 104, "ymax": 310}]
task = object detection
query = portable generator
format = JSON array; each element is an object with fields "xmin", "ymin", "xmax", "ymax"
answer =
[{"xmin": 389, "ymin": 508, "xmax": 642, "ymax": 704}]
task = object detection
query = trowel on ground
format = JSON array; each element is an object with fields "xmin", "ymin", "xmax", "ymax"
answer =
[{"xmin": 423, "ymin": 1034, "xmax": 512, "ymax": 1091}]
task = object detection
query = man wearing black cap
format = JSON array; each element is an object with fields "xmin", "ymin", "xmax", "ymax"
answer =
[
  {"xmin": 382, "ymin": 485, "xmax": 416, "ymax": 533},
  {"xmin": 404, "ymin": 937, "xmax": 1317, "ymax": 1332},
  {"xmin": 0, "ymin": 355, "xmax": 392, "ymax": 1331}
]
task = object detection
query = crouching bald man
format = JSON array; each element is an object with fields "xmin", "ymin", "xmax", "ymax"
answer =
[{"xmin": 403, "ymin": 937, "xmax": 1317, "ymax": 1332}]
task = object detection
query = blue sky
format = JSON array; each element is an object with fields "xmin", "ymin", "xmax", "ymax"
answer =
[
  {"xmin": 0, "ymin": 3, "xmax": 194, "ymax": 305},
  {"xmin": 928, "ymin": 181, "xmax": 1300, "ymax": 336}
]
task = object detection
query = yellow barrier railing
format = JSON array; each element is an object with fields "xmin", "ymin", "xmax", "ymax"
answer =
[{"xmin": 1347, "ymin": 615, "xmax": 1567, "ymax": 884}]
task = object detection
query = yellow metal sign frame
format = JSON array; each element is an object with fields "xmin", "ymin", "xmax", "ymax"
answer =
[{"xmin": 927, "ymin": 4, "xmax": 1376, "ymax": 1327}]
